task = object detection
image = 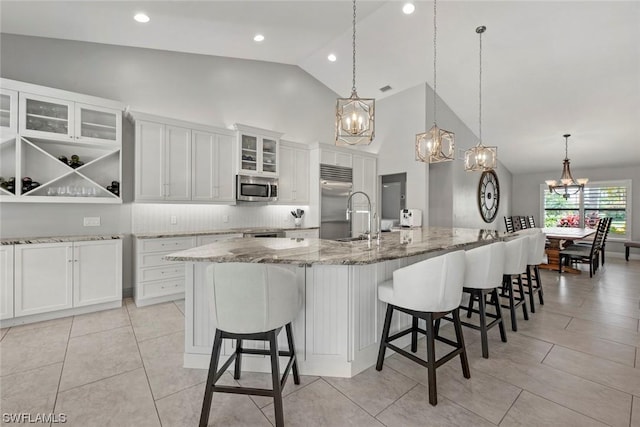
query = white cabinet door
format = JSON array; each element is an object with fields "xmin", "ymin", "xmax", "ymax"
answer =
[
  {"xmin": 73, "ymin": 240, "xmax": 122, "ymax": 307},
  {"xmin": 74, "ymin": 103, "xmax": 122, "ymax": 145},
  {"xmin": 14, "ymin": 243, "xmax": 73, "ymax": 316},
  {"xmin": 0, "ymin": 245, "xmax": 14, "ymax": 320},
  {"xmin": 19, "ymin": 93, "xmax": 75, "ymax": 141},
  {"xmin": 192, "ymin": 131, "xmax": 235, "ymax": 202},
  {"xmin": 278, "ymin": 145, "xmax": 295, "ymax": 203},
  {"xmin": 0, "ymin": 88, "xmax": 18, "ymax": 138},
  {"xmin": 135, "ymin": 120, "xmax": 165, "ymax": 200},
  {"xmin": 294, "ymin": 148, "xmax": 310, "ymax": 203},
  {"xmin": 165, "ymin": 125, "xmax": 191, "ymax": 201},
  {"xmin": 321, "ymin": 149, "xmax": 352, "ymax": 168}
]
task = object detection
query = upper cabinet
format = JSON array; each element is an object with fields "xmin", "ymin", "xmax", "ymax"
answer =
[
  {"xmin": 320, "ymin": 148, "xmax": 352, "ymax": 168},
  {"xmin": 0, "ymin": 78, "xmax": 124, "ymax": 204},
  {"xmin": 234, "ymin": 124, "xmax": 283, "ymax": 177},
  {"xmin": 192, "ymin": 130, "xmax": 235, "ymax": 203},
  {"xmin": 278, "ymin": 141, "xmax": 309, "ymax": 204},
  {"xmin": 20, "ymin": 93, "xmax": 121, "ymax": 145},
  {"xmin": 0, "ymin": 89, "xmax": 18, "ymax": 138}
]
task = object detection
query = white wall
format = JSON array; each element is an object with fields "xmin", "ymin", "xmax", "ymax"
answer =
[{"xmin": 512, "ymin": 165, "xmax": 640, "ymax": 253}]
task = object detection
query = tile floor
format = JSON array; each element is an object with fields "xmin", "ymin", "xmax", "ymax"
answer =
[{"xmin": 1, "ymin": 257, "xmax": 639, "ymax": 426}]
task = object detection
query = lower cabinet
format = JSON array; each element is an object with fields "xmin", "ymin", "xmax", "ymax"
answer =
[
  {"xmin": 0, "ymin": 245, "xmax": 15, "ymax": 320},
  {"xmin": 13, "ymin": 240, "xmax": 122, "ymax": 318}
]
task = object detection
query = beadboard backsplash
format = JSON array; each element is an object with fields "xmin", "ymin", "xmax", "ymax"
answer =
[{"xmin": 132, "ymin": 203, "xmax": 312, "ymax": 233}]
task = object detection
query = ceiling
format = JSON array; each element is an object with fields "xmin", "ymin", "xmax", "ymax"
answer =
[{"xmin": 2, "ymin": 0, "xmax": 639, "ymax": 175}]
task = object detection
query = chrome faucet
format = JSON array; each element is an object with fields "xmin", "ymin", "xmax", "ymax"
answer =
[{"xmin": 346, "ymin": 191, "xmax": 375, "ymax": 241}]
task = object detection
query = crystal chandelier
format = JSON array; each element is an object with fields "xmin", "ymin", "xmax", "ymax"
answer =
[
  {"xmin": 464, "ymin": 26, "xmax": 497, "ymax": 172},
  {"xmin": 416, "ymin": 0, "xmax": 455, "ymax": 163},
  {"xmin": 545, "ymin": 134, "xmax": 588, "ymax": 199},
  {"xmin": 336, "ymin": 0, "xmax": 375, "ymax": 146}
]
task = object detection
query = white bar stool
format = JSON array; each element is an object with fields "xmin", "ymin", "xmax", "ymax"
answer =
[
  {"xmin": 200, "ymin": 263, "xmax": 301, "ymax": 427},
  {"xmin": 461, "ymin": 242, "xmax": 507, "ymax": 358},
  {"xmin": 375, "ymin": 251, "xmax": 470, "ymax": 406},
  {"xmin": 501, "ymin": 237, "xmax": 529, "ymax": 331},
  {"xmin": 524, "ymin": 231, "xmax": 546, "ymax": 312}
]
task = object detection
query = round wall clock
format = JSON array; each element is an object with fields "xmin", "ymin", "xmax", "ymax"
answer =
[{"xmin": 478, "ymin": 170, "xmax": 500, "ymax": 223}]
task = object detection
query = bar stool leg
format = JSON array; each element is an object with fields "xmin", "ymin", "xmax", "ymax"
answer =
[
  {"xmin": 478, "ymin": 291, "xmax": 489, "ymax": 359},
  {"xmin": 452, "ymin": 309, "xmax": 470, "ymax": 379},
  {"xmin": 517, "ymin": 275, "xmax": 529, "ymax": 321},
  {"xmin": 234, "ymin": 339, "xmax": 243, "ymax": 380},
  {"xmin": 492, "ymin": 289, "xmax": 507, "ymax": 343},
  {"xmin": 269, "ymin": 330, "xmax": 285, "ymax": 427},
  {"xmin": 411, "ymin": 316, "xmax": 419, "ymax": 353},
  {"xmin": 425, "ymin": 313, "xmax": 437, "ymax": 405},
  {"xmin": 535, "ymin": 266, "xmax": 544, "ymax": 305},
  {"xmin": 504, "ymin": 276, "xmax": 518, "ymax": 332},
  {"xmin": 526, "ymin": 266, "xmax": 536, "ymax": 313},
  {"xmin": 466, "ymin": 294, "xmax": 475, "ymax": 318},
  {"xmin": 376, "ymin": 304, "xmax": 394, "ymax": 371},
  {"xmin": 200, "ymin": 329, "xmax": 223, "ymax": 427},
  {"xmin": 285, "ymin": 323, "xmax": 300, "ymax": 385}
]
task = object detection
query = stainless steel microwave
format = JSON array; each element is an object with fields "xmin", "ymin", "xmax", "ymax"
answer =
[{"xmin": 236, "ymin": 175, "xmax": 278, "ymax": 202}]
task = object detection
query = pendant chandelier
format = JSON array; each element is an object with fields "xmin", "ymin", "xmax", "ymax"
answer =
[
  {"xmin": 335, "ymin": 0, "xmax": 375, "ymax": 146},
  {"xmin": 464, "ymin": 26, "xmax": 497, "ymax": 172},
  {"xmin": 416, "ymin": 0, "xmax": 455, "ymax": 163},
  {"xmin": 545, "ymin": 134, "xmax": 588, "ymax": 199}
]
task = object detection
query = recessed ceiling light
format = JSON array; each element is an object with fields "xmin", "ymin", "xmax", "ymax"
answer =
[
  {"xmin": 134, "ymin": 13, "xmax": 150, "ymax": 23},
  {"xmin": 402, "ymin": 3, "xmax": 415, "ymax": 15},
  {"xmin": 327, "ymin": 54, "xmax": 337, "ymax": 62},
  {"xmin": 253, "ymin": 34, "xmax": 265, "ymax": 42}
]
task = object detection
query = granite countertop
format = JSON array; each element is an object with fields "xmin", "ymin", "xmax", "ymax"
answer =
[
  {"xmin": 134, "ymin": 227, "xmax": 319, "ymax": 239},
  {"xmin": 165, "ymin": 227, "xmax": 510, "ymax": 266},
  {"xmin": 1, "ymin": 234, "xmax": 124, "ymax": 245}
]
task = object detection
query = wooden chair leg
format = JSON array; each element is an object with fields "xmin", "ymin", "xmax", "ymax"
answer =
[
  {"xmin": 517, "ymin": 275, "xmax": 529, "ymax": 321},
  {"xmin": 233, "ymin": 339, "xmax": 243, "ymax": 380},
  {"xmin": 452, "ymin": 309, "xmax": 470, "ymax": 379},
  {"xmin": 478, "ymin": 291, "xmax": 489, "ymax": 359},
  {"xmin": 534, "ymin": 266, "xmax": 544, "ymax": 305},
  {"xmin": 269, "ymin": 331, "xmax": 285, "ymax": 427},
  {"xmin": 504, "ymin": 276, "xmax": 518, "ymax": 332},
  {"xmin": 466, "ymin": 293, "xmax": 475, "ymax": 318},
  {"xmin": 526, "ymin": 266, "xmax": 535, "ymax": 313},
  {"xmin": 411, "ymin": 316, "xmax": 419, "ymax": 352},
  {"xmin": 200, "ymin": 329, "xmax": 223, "ymax": 427},
  {"xmin": 492, "ymin": 288, "xmax": 507, "ymax": 343},
  {"xmin": 376, "ymin": 304, "xmax": 394, "ymax": 371},
  {"xmin": 425, "ymin": 313, "xmax": 438, "ymax": 406},
  {"xmin": 285, "ymin": 323, "xmax": 300, "ymax": 385}
]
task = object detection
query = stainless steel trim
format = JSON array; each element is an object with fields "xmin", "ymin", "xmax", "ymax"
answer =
[
  {"xmin": 243, "ymin": 231, "xmax": 285, "ymax": 238},
  {"xmin": 320, "ymin": 164, "xmax": 352, "ymax": 183}
]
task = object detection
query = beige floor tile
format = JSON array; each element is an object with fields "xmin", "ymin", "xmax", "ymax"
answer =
[
  {"xmin": 543, "ymin": 345, "xmax": 640, "ymax": 396},
  {"xmin": 580, "ymin": 299, "xmax": 640, "ymax": 320},
  {"xmin": 70, "ymin": 306, "xmax": 130, "ymax": 338},
  {"xmin": 375, "ymin": 384, "xmax": 495, "ymax": 427},
  {"xmin": 540, "ymin": 300, "xmax": 639, "ymax": 331},
  {"xmin": 55, "ymin": 368, "xmax": 160, "ymax": 427},
  {"xmin": 0, "ymin": 323, "xmax": 70, "ymax": 376},
  {"xmin": 0, "ymin": 328, "xmax": 8, "ymax": 341},
  {"xmin": 127, "ymin": 301, "xmax": 184, "ymax": 342},
  {"xmin": 517, "ymin": 322, "xmax": 636, "ymax": 366},
  {"xmin": 469, "ymin": 349, "xmax": 632, "ymax": 427},
  {"xmin": 636, "ymin": 348, "xmax": 639, "ymax": 368},
  {"xmin": 156, "ymin": 374, "xmax": 271, "ymax": 427},
  {"xmin": 5, "ymin": 316, "xmax": 72, "ymax": 334},
  {"xmin": 566, "ymin": 317, "xmax": 640, "ymax": 347},
  {"xmin": 173, "ymin": 299, "xmax": 185, "ymax": 315},
  {"xmin": 138, "ymin": 331, "xmax": 207, "ymax": 400},
  {"xmin": 466, "ymin": 328, "xmax": 552, "ymax": 363},
  {"xmin": 324, "ymin": 365, "xmax": 417, "ymax": 416},
  {"xmin": 0, "ymin": 363, "xmax": 62, "ymax": 419},
  {"xmin": 59, "ymin": 326, "xmax": 141, "ymax": 392},
  {"xmin": 514, "ymin": 309, "xmax": 572, "ymax": 330},
  {"xmin": 500, "ymin": 390, "xmax": 607, "ymax": 427},
  {"xmin": 235, "ymin": 371, "xmax": 319, "ymax": 409},
  {"xmin": 262, "ymin": 379, "xmax": 384, "ymax": 426},
  {"xmin": 632, "ymin": 396, "xmax": 640, "ymax": 427}
]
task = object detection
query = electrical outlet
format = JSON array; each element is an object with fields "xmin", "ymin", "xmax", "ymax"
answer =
[
  {"xmin": 170, "ymin": 216, "xmax": 178, "ymax": 225},
  {"xmin": 223, "ymin": 215, "xmax": 229, "ymax": 223},
  {"xmin": 83, "ymin": 217, "xmax": 100, "ymax": 227}
]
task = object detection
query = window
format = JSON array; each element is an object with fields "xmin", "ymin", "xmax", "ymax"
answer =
[{"xmin": 541, "ymin": 180, "xmax": 632, "ymax": 239}]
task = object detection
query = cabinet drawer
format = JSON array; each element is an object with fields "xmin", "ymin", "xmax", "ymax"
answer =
[
  {"xmin": 141, "ymin": 279, "xmax": 184, "ymax": 298},
  {"xmin": 138, "ymin": 252, "xmax": 176, "ymax": 268},
  {"xmin": 139, "ymin": 264, "xmax": 184, "ymax": 282},
  {"xmin": 138, "ymin": 237, "xmax": 195, "ymax": 253}
]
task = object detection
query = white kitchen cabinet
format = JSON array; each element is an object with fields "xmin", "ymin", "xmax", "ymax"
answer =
[
  {"xmin": 234, "ymin": 124, "xmax": 283, "ymax": 177},
  {"xmin": 135, "ymin": 120, "xmax": 191, "ymax": 201},
  {"xmin": 0, "ymin": 88, "xmax": 18, "ymax": 138},
  {"xmin": 73, "ymin": 240, "xmax": 122, "ymax": 307},
  {"xmin": 74, "ymin": 103, "xmax": 122, "ymax": 145},
  {"xmin": 14, "ymin": 240, "xmax": 122, "ymax": 317},
  {"xmin": 278, "ymin": 141, "xmax": 309, "ymax": 204},
  {"xmin": 192, "ymin": 130, "xmax": 235, "ymax": 202},
  {"xmin": 0, "ymin": 245, "xmax": 14, "ymax": 320},
  {"xmin": 320, "ymin": 148, "xmax": 352, "ymax": 168},
  {"xmin": 14, "ymin": 242, "xmax": 74, "ymax": 317},
  {"xmin": 351, "ymin": 154, "xmax": 378, "ymax": 237}
]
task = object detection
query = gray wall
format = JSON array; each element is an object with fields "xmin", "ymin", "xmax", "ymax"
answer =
[
  {"xmin": 512, "ymin": 165, "xmax": 640, "ymax": 253},
  {"xmin": 0, "ymin": 34, "xmax": 339, "ymax": 292}
]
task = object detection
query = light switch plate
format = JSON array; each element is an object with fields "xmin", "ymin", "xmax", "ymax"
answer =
[
  {"xmin": 170, "ymin": 216, "xmax": 178, "ymax": 225},
  {"xmin": 223, "ymin": 215, "xmax": 229, "ymax": 223},
  {"xmin": 83, "ymin": 217, "xmax": 101, "ymax": 227}
]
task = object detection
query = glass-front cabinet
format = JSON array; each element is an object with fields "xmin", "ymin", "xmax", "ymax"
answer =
[
  {"xmin": 75, "ymin": 103, "xmax": 121, "ymax": 144},
  {"xmin": 235, "ymin": 124, "xmax": 282, "ymax": 177},
  {"xmin": 0, "ymin": 89, "xmax": 18, "ymax": 138}
]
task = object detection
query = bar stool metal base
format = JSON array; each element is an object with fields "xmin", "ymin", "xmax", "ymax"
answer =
[
  {"xmin": 375, "ymin": 305, "xmax": 470, "ymax": 405},
  {"xmin": 500, "ymin": 274, "xmax": 529, "ymax": 331},
  {"xmin": 200, "ymin": 323, "xmax": 299, "ymax": 427}
]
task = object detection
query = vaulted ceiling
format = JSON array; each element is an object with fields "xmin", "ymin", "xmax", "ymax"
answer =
[{"xmin": 2, "ymin": 1, "xmax": 639, "ymax": 174}]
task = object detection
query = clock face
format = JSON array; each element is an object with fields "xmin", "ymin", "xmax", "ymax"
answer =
[{"xmin": 478, "ymin": 170, "xmax": 500, "ymax": 223}]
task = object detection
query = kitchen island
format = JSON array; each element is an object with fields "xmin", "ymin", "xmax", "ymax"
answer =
[{"xmin": 166, "ymin": 227, "xmax": 508, "ymax": 377}]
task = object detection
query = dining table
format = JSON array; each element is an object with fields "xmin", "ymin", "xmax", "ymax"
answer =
[{"xmin": 540, "ymin": 227, "xmax": 597, "ymax": 274}]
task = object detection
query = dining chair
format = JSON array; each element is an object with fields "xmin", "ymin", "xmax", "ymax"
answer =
[
  {"xmin": 504, "ymin": 217, "xmax": 515, "ymax": 233},
  {"xmin": 559, "ymin": 220, "xmax": 605, "ymax": 278}
]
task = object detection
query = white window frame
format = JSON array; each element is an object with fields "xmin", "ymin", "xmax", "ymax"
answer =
[{"xmin": 540, "ymin": 179, "xmax": 632, "ymax": 240}]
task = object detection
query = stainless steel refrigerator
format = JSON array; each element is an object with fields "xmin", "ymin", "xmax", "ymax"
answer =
[{"xmin": 320, "ymin": 164, "xmax": 353, "ymax": 240}]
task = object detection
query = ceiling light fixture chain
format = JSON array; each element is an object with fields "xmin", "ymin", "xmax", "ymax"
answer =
[
  {"xmin": 478, "ymin": 25, "xmax": 482, "ymax": 144},
  {"xmin": 414, "ymin": 0, "xmax": 455, "ymax": 163},
  {"xmin": 352, "ymin": 0, "xmax": 357, "ymax": 94}
]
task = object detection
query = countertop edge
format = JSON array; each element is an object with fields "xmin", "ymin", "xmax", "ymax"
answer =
[
  {"xmin": 133, "ymin": 227, "xmax": 319, "ymax": 239},
  {"xmin": 1, "ymin": 234, "xmax": 124, "ymax": 245}
]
